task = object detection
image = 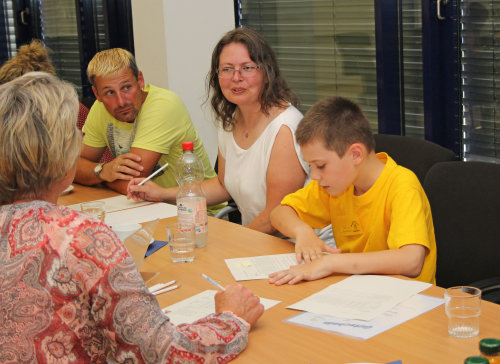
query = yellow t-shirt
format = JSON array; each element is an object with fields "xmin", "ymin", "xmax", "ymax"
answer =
[{"xmin": 281, "ymin": 153, "xmax": 436, "ymax": 283}]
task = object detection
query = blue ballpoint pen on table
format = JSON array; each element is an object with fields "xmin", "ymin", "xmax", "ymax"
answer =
[{"xmin": 201, "ymin": 273, "xmax": 226, "ymax": 291}]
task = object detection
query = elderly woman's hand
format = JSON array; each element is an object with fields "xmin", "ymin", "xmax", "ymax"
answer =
[{"xmin": 215, "ymin": 284, "xmax": 264, "ymax": 328}]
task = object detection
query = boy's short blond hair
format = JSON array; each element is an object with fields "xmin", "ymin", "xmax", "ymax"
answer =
[
  {"xmin": 296, "ymin": 96, "xmax": 375, "ymax": 157},
  {"xmin": 87, "ymin": 48, "xmax": 139, "ymax": 86},
  {"xmin": 0, "ymin": 72, "xmax": 81, "ymax": 204}
]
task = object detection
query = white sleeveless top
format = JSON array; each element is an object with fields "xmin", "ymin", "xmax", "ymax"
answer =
[{"xmin": 218, "ymin": 105, "xmax": 309, "ymax": 226}]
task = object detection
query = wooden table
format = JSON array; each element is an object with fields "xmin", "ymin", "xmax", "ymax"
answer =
[{"xmin": 59, "ymin": 184, "xmax": 500, "ymax": 364}]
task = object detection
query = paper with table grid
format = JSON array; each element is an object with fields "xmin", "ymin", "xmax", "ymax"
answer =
[{"xmin": 224, "ymin": 253, "xmax": 299, "ymax": 281}]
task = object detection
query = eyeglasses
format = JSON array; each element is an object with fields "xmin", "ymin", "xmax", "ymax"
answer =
[{"xmin": 217, "ymin": 65, "xmax": 262, "ymax": 79}]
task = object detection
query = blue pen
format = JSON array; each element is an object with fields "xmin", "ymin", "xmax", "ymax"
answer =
[{"xmin": 201, "ymin": 273, "xmax": 226, "ymax": 291}]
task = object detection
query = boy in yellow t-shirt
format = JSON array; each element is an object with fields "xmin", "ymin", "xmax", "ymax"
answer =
[{"xmin": 269, "ymin": 97, "xmax": 436, "ymax": 284}]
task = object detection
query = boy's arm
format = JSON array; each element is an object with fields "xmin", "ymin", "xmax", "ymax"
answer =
[
  {"xmin": 271, "ymin": 205, "xmax": 339, "ymax": 263},
  {"xmin": 269, "ymin": 243, "xmax": 426, "ymax": 285}
]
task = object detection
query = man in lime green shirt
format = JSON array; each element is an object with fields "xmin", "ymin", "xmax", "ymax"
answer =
[{"xmin": 74, "ymin": 48, "xmax": 216, "ymax": 196}]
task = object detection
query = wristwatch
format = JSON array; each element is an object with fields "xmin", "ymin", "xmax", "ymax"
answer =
[{"xmin": 94, "ymin": 162, "xmax": 105, "ymax": 180}]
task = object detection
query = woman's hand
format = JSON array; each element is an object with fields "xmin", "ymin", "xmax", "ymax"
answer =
[
  {"xmin": 215, "ymin": 284, "xmax": 264, "ymax": 328},
  {"xmin": 127, "ymin": 178, "xmax": 169, "ymax": 202}
]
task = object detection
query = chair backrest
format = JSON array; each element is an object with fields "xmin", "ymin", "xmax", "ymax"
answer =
[
  {"xmin": 424, "ymin": 161, "xmax": 500, "ymax": 289},
  {"xmin": 374, "ymin": 134, "xmax": 456, "ymax": 184}
]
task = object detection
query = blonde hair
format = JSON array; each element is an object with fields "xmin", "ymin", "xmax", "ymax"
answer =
[
  {"xmin": 0, "ymin": 72, "xmax": 81, "ymax": 204},
  {"xmin": 87, "ymin": 48, "xmax": 139, "ymax": 86},
  {"xmin": 0, "ymin": 39, "xmax": 56, "ymax": 84}
]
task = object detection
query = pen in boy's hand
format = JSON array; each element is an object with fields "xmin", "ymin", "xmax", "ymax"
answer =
[{"xmin": 201, "ymin": 273, "xmax": 226, "ymax": 291}]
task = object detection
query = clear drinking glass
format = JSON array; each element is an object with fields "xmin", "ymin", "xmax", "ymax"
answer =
[
  {"xmin": 81, "ymin": 200, "xmax": 106, "ymax": 222},
  {"xmin": 166, "ymin": 222, "xmax": 195, "ymax": 263},
  {"xmin": 444, "ymin": 286, "xmax": 481, "ymax": 338}
]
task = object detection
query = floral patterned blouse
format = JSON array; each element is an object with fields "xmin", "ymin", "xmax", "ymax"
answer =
[{"xmin": 0, "ymin": 201, "xmax": 248, "ymax": 363}]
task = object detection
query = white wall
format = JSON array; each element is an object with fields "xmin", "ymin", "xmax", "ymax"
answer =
[{"xmin": 131, "ymin": 0, "xmax": 235, "ymax": 165}]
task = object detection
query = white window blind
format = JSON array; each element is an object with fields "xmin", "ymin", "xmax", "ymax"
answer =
[
  {"xmin": 461, "ymin": 0, "xmax": 500, "ymax": 162},
  {"xmin": 239, "ymin": 0, "xmax": 378, "ymax": 131}
]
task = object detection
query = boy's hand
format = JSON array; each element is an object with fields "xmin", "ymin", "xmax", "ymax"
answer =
[
  {"xmin": 269, "ymin": 257, "xmax": 333, "ymax": 285},
  {"xmin": 295, "ymin": 235, "xmax": 340, "ymax": 263}
]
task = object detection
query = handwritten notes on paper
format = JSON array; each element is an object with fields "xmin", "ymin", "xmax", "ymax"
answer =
[
  {"xmin": 162, "ymin": 290, "xmax": 280, "ymax": 325},
  {"xmin": 287, "ymin": 275, "xmax": 432, "ymax": 321},
  {"xmin": 225, "ymin": 253, "xmax": 299, "ymax": 281}
]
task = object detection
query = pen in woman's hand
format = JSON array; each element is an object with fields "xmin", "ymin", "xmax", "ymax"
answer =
[{"xmin": 201, "ymin": 273, "xmax": 226, "ymax": 291}]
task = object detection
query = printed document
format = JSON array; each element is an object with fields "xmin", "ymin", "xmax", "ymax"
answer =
[
  {"xmin": 162, "ymin": 290, "xmax": 280, "ymax": 325},
  {"xmin": 225, "ymin": 253, "xmax": 299, "ymax": 281},
  {"xmin": 287, "ymin": 275, "xmax": 432, "ymax": 321},
  {"xmin": 286, "ymin": 294, "xmax": 443, "ymax": 340}
]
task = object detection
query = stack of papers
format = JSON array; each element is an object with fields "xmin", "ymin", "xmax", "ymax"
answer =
[{"xmin": 285, "ymin": 275, "xmax": 443, "ymax": 339}]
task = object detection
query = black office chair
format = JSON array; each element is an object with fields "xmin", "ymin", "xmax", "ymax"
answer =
[
  {"xmin": 424, "ymin": 161, "xmax": 500, "ymax": 303},
  {"xmin": 374, "ymin": 134, "xmax": 456, "ymax": 184}
]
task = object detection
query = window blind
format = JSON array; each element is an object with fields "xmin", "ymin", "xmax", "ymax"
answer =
[
  {"xmin": 401, "ymin": 0, "xmax": 424, "ymax": 138},
  {"xmin": 1, "ymin": 0, "xmax": 16, "ymax": 60},
  {"xmin": 460, "ymin": 0, "xmax": 500, "ymax": 162},
  {"xmin": 39, "ymin": 0, "xmax": 82, "ymax": 94},
  {"xmin": 239, "ymin": 0, "xmax": 378, "ymax": 131}
]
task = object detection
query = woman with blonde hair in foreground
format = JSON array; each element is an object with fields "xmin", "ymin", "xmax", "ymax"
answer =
[{"xmin": 0, "ymin": 72, "xmax": 263, "ymax": 363}]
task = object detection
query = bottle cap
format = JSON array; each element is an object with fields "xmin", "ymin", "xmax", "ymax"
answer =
[
  {"xmin": 480, "ymin": 338, "xmax": 500, "ymax": 356},
  {"xmin": 182, "ymin": 141, "xmax": 194, "ymax": 151},
  {"xmin": 464, "ymin": 356, "xmax": 489, "ymax": 364}
]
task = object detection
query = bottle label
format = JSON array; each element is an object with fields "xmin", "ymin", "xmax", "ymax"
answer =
[{"xmin": 177, "ymin": 199, "xmax": 207, "ymax": 234}]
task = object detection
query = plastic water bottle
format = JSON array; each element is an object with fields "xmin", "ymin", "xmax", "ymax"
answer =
[{"xmin": 175, "ymin": 141, "xmax": 208, "ymax": 248}]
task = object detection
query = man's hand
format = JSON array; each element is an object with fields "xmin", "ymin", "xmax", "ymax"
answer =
[
  {"xmin": 127, "ymin": 178, "xmax": 172, "ymax": 202},
  {"xmin": 295, "ymin": 234, "xmax": 341, "ymax": 263},
  {"xmin": 215, "ymin": 284, "xmax": 264, "ymax": 328},
  {"xmin": 100, "ymin": 152, "xmax": 143, "ymax": 182}
]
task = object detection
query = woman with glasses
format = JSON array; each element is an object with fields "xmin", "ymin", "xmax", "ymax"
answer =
[
  {"xmin": 0, "ymin": 72, "xmax": 263, "ymax": 362},
  {"xmin": 128, "ymin": 28, "xmax": 308, "ymax": 234}
]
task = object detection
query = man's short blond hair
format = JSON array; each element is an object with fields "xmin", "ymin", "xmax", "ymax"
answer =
[
  {"xmin": 87, "ymin": 48, "xmax": 139, "ymax": 86},
  {"xmin": 0, "ymin": 72, "xmax": 81, "ymax": 204}
]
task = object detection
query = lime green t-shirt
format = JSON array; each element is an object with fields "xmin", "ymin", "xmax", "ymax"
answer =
[
  {"xmin": 83, "ymin": 84, "xmax": 216, "ymax": 188},
  {"xmin": 83, "ymin": 84, "xmax": 225, "ymax": 214}
]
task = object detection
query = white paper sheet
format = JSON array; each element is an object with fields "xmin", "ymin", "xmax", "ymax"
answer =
[
  {"xmin": 68, "ymin": 194, "xmax": 153, "ymax": 213},
  {"xmin": 287, "ymin": 275, "xmax": 432, "ymax": 321},
  {"xmin": 162, "ymin": 290, "xmax": 281, "ymax": 325},
  {"xmin": 286, "ymin": 294, "xmax": 443, "ymax": 340},
  {"xmin": 225, "ymin": 253, "xmax": 299, "ymax": 281},
  {"xmin": 105, "ymin": 203, "xmax": 177, "ymax": 226}
]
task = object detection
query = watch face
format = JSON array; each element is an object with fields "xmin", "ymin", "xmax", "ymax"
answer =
[{"xmin": 94, "ymin": 163, "xmax": 103, "ymax": 177}]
